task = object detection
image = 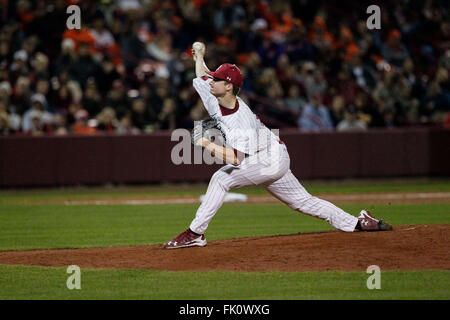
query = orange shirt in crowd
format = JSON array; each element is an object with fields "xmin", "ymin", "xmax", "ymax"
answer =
[
  {"xmin": 72, "ymin": 123, "xmax": 97, "ymax": 135},
  {"xmin": 63, "ymin": 28, "xmax": 96, "ymax": 52}
]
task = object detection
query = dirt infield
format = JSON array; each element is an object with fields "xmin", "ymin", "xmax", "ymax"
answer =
[{"xmin": 0, "ymin": 224, "xmax": 448, "ymax": 272}]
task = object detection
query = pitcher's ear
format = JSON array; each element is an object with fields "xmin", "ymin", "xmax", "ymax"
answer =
[{"xmin": 232, "ymin": 85, "xmax": 241, "ymax": 96}]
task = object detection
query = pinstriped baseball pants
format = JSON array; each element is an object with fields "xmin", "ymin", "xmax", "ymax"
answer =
[{"xmin": 189, "ymin": 143, "xmax": 359, "ymax": 234}]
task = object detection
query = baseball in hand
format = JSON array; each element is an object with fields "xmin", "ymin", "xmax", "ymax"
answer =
[
  {"xmin": 192, "ymin": 42, "xmax": 205, "ymax": 55},
  {"xmin": 193, "ymin": 42, "xmax": 204, "ymax": 50}
]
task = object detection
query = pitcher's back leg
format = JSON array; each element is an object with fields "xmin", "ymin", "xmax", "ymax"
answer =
[{"xmin": 264, "ymin": 170, "xmax": 358, "ymax": 232}]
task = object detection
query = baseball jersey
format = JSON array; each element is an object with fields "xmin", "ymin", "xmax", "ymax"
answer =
[{"xmin": 193, "ymin": 76, "xmax": 281, "ymax": 155}]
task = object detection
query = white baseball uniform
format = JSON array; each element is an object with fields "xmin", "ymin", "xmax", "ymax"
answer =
[{"xmin": 189, "ymin": 76, "xmax": 359, "ymax": 234}]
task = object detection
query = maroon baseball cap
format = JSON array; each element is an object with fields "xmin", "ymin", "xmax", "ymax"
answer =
[{"xmin": 206, "ymin": 63, "xmax": 243, "ymax": 87}]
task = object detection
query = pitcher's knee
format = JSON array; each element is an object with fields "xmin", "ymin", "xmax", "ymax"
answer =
[
  {"xmin": 210, "ymin": 170, "xmax": 231, "ymax": 192},
  {"xmin": 289, "ymin": 195, "xmax": 316, "ymax": 212}
]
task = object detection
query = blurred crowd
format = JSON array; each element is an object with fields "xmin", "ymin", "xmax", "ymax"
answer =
[{"xmin": 0, "ymin": 0, "xmax": 449, "ymax": 136}]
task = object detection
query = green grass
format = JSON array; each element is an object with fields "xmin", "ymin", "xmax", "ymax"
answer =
[
  {"xmin": 1, "ymin": 178, "xmax": 449, "ymax": 203},
  {"xmin": 0, "ymin": 180, "xmax": 449, "ymax": 300},
  {"xmin": 0, "ymin": 203, "xmax": 449, "ymax": 251},
  {"xmin": 0, "ymin": 265, "xmax": 448, "ymax": 300}
]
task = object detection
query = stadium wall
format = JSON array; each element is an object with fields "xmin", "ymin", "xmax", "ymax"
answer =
[{"xmin": 0, "ymin": 128, "xmax": 449, "ymax": 187}]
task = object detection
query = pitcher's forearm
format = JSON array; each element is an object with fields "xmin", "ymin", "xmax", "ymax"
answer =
[
  {"xmin": 201, "ymin": 139, "xmax": 239, "ymax": 166},
  {"xmin": 195, "ymin": 57, "xmax": 210, "ymax": 78}
]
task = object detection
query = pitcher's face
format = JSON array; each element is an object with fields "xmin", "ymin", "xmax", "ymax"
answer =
[{"xmin": 210, "ymin": 77, "xmax": 232, "ymax": 97}]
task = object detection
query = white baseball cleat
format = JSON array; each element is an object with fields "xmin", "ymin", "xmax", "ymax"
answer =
[{"xmin": 163, "ymin": 229, "xmax": 207, "ymax": 249}]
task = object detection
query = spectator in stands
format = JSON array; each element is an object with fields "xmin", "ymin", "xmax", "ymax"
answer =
[
  {"xmin": 155, "ymin": 98, "xmax": 176, "ymax": 131},
  {"xmin": 328, "ymin": 94, "xmax": 346, "ymax": 127},
  {"xmin": 26, "ymin": 110, "xmax": 46, "ymax": 136},
  {"xmin": 298, "ymin": 94, "xmax": 333, "ymax": 132},
  {"xmin": 0, "ymin": 85, "xmax": 21, "ymax": 132},
  {"xmin": 34, "ymin": 78, "xmax": 50, "ymax": 100},
  {"xmin": 11, "ymin": 76, "xmax": 31, "ymax": 115},
  {"xmin": 0, "ymin": 41, "xmax": 11, "ymax": 67},
  {"xmin": 97, "ymin": 55, "xmax": 121, "ymax": 96},
  {"xmin": 337, "ymin": 106, "xmax": 368, "ymax": 131},
  {"xmin": 285, "ymin": 22, "xmax": 314, "ymax": 63},
  {"xmin": 401, "ymin": 58, "xmax": 417, "ymax": 88},
  {"xmin": 50, "ymin": 113, "xmax": 68, "ymax": 136},
  {"xmin": 257, "ymin": 36, "xmax": 285, "ymax": 68},
  {"xmin": 32, "ymin": 52, "xmax": 50, "ymax": 80},
  {"xmin": 105, "ymin": 79, "xmax": 130, "ymax": 119},
  {"xmin": 381, "ymin": 29, "xmax": 410, "ymax": 68},
  {"xmin": 10, "ymin": 50, "xmax": 30, "ymax": 84},
  {"xmin": 0, "ymin": 0, "xmax": 447, "ymax": 135},
  {"xmin": 116, "ymin": 113, "xmax": 140, "ymax": 134},
  {"xmin": 96, "ymin": 107, "xmax": 119, "ymax": 132},
  {"xmin": 346, "ymin": 53, "xmax": 376, "ymax": 90},
  {"xmin": 50, "ymin": 69, "xmax": 83, "ymax": 113},
  {"xmin": 62, "ymin": 26, "xmax": 95, "ymax": 53},
  {"xmin": 283, "ymin": 84, "xmax": 306, "ymax": 118},
  {"xmin": 372, "ymin": 69, "xmax": 396, "ymax": 109},
  {"xmin": 130, "ymin": 96, "xmax": 154, "ymax": 132},
  {"xmin": 69, "ymin": 42, "xmax": 101, "ymax": 90},
  {"xmin": 83, "ymin": 78, "xmax": 103, "ymax": 117},
  {"xmin": 0, "ymin": 81, "xmax": 12, "ymax": 107},
  {"xmin": 149, "ymin": 81, "xmax": 171, "ymax": 120},
  {"xmin": 298, "ymin": 61, "xmax": 328, "ymax": 99},
  {"xmin": 392, "ymin": 78, "xmax": 420, "ymax": 125},
  {"xmin": 429, "ymin": 67, "xmax": 450, "ymax": 117},
  {"xmin": 308, "ymin": 16, "xmax": 334, "ymax": 53},
  {"xmin": 0, "ymin": 99, "xmax": 15, "ymax": 135},
  {"xmin": 0, "ymin": 110, "xmax": 11, "ymax": 135},
  {"xmin": 382, "ymin": 107, "xmax": 398, "ymax": 128},
  {"xmin": 21, "ymin": 93, "xmax": 53, "ymax": 133},
  {"xmin": 146, "ymin": 19, "xmax": 174, "ymax": 64},
  {"xmin": 54, "ymin": 38, "xmax": 77, "ymax": 76},
  {"xmin": 120, "ymin": 20, "xmax": 148, "ymax": 73},
  {"xmin": 190, "ymin": 98, "xmax": 209, "ymax": 122},
  {"xmin": 71, "ymin": 109, "xmax": 97, "ymax": 135},
  {"xmin": 51, "ymin": 82, "xmax": 73, "ymax": 115},
  {"xmin": 90, "ymin": 13, "xmax": 116, "ymax": 54}
]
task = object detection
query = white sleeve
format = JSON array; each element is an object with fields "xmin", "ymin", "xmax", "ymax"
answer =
[{"xmin": 193, "ymin": 77, "xmax": 219, "ymax": 116}]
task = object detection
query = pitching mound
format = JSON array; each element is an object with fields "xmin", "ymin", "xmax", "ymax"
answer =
[{"xmin": 0, "ymin": 224, "xmax": 448, "ymax": 272}]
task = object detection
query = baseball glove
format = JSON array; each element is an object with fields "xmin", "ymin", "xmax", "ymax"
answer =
[{"xmin": 191, "ymin": 118, "xmax": 226, "ymax": 146}]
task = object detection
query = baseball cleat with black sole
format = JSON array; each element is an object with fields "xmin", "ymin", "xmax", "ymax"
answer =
[
  {"xmin": 163, "ymin": 228, "xmax": 207, "ymax": 249},
  {"xmin": 357, "ymin": 210, "xmax": 393, "ymax": 232}
]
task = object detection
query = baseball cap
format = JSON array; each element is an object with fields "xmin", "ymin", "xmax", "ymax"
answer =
[
  {"xmin": 75, "ymin": 109, "xmax": 89, "ymax": 120},
  {"xmin": 13, "ymin": 50, "xmax": 28, "ymax": 62},
  {"xmin": 0, "ymin": 81, "xmax": 11, "ymax": 95},
  {"xmin": 250, "ymin": 18, "xmax": 268, "ymax": 32},
  {"xmin": 206, "ymin": 63, "xmax": 243, "ymax": 87},
  {"xmin": 30, "ymin": 93, "xmax": 47, "ymax": 106}
]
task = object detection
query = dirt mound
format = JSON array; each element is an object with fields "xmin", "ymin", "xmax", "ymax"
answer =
[{"xmin": 0, "ymin": 224, "xmax": 448, "ymax": 272}]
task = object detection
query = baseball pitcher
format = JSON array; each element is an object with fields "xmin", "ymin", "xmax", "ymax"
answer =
[{"xmin": 163, "ymin": 42, "xmax": 392, "ymax": 249}]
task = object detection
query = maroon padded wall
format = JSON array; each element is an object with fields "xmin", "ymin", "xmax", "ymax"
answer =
[{"xmin": 0, "ymin": 128, "xmax": 448, "ymax": 188}]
